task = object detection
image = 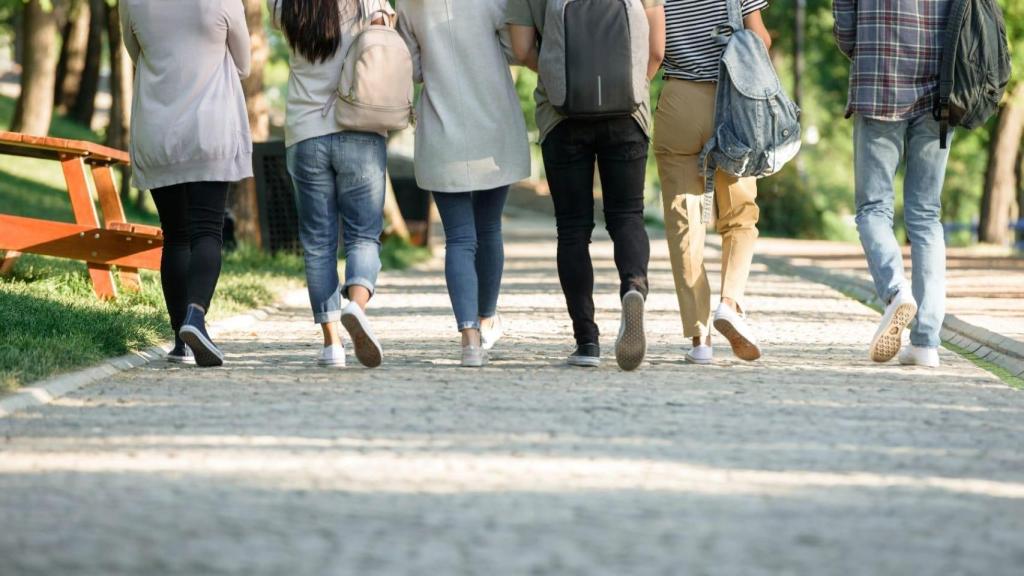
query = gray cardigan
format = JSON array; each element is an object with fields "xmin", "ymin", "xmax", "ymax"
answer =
[
  {"xmin": 121, "ymin": 0, "xmax": 253, "ymax": 191},
  {"xmin": 397, "ymin": 0, "xmax": 530, "ymax": 193}
]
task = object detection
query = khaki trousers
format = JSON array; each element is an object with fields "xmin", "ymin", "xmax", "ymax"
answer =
[{"xmin": 653, "ymin": 78, "xmax": 760, "ymax": 339}]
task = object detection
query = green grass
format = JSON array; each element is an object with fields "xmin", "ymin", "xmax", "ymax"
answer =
[
  {"xmin": 943, "ymin": 341, "xmax": 1024, "ymax": 390},
  {"xmin": 0, "ymin": 97, "xmax": 430, "ymax": 391}
]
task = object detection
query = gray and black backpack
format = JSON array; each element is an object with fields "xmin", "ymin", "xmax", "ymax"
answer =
[
  {"xmin": 697, "ymin": 0, "xmax": 801, "ymax": 223},
  {"xmin": 934, "ymin": 0, "xmax": 1013, "ymax": 148},
  {"xmin": 537, "ymin": 0, "xmax": 650, "ymax": 118}
]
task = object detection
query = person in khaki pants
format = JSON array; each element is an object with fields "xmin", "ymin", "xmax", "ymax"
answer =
[{"xmin": 654, "ymin": 0, "xmax": 771, "ymax": 364}]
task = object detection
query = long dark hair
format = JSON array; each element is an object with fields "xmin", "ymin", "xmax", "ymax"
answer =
[{"xmin": 276, "ymin": 0, "xmax": 342, "ymax": 64}]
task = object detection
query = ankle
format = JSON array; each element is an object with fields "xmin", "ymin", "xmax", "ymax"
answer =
[{"xmin": 462, "ymin": 328, "xmax": 482, "ymax": 347}]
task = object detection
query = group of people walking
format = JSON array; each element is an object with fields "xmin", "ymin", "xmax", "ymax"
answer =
[{"xmin": 120, "ymin": 0, "xmax": 959, "ymax": 372}]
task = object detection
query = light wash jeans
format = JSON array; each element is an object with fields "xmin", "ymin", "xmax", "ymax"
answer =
[
  {"xmin": 432, "ymin": 186, "xmax": 509, "ymax": 331},
  {"xmin": 854, "ymin": 114, "xmax": 950, "ymax": 348},
  {"xmin": 286, "ymin": 132, "xmax": 386, "ymax": 324}
]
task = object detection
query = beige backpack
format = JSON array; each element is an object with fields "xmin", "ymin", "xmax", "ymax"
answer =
[{"xmin": 332, "ymin": 0, "xmax": 414, "ymax": 133}]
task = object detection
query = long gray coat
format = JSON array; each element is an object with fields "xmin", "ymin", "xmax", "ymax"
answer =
[{"xmin": 397, "ymin": 0, "xmax": 530, "ymax": 193}]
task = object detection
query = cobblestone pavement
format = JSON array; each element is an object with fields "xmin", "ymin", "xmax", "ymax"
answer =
[{"xmin": 2, "ymin": 218, "xmax": 1022, "ymax": 576}]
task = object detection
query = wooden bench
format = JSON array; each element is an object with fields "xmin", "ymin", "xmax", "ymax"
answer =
[{"xmin": 0, "ymin": 131, "xmax": 163, "ymax": 299}]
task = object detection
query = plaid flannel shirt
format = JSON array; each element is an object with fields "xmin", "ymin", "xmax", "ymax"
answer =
[{"xmin": 833, "ymin": 0, "xmax": 952, "ymax": 121}]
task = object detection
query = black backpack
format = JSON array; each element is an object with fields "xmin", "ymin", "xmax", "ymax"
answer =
[{"xmin": 934, "ymin": 0, "xmax": 1013, "ymax": 148}]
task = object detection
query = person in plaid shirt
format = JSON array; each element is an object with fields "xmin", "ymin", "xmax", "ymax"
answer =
[{"xmin": 833, "ymin": 0, "xmax": 953, "ymax": 368}]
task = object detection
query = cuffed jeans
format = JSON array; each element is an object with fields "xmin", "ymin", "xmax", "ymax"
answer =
[
  {"xmin": 541, "ymin": 117, "xmax": 651, "ymax": 346},
  {"xmin": 432, "ymin": 186, "xmax": 509, "ymax": 331},
  {"xmin": 654, "ymin": 79, "xmax": 760, "ymax": 339},
  {"xmin": 854, "ymin": 114, "xmax": 950, "ymax": 348},
  {"xmin": 287, "ymin": 132, "xmax": 386, "ymax": 324}
]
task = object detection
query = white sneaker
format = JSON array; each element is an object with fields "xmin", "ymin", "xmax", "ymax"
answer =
[
  {"xmin": 317, "ymin": 344, "xmax": 346, "ymax": 368},
  {"xmin": 481, "ymin": 314, "xmax": 503, "ymax": 351},
  {"xmin": 341, "ymin": 302, "xmax": 383, "ymax": 368},
  {"xmin": 899, "ymin": 346, "xmax": 940, "ymax": 368},
  {"xmin": 713, "ymin": 303, "xmax": 762, "ymax": 361},
  {"xmin": 685, "ymin": 344, "xmax": 714, "ymax": 365},
  {"xmin": 870, "ymin": 286, "xmax": 917, "ymax": 363}
]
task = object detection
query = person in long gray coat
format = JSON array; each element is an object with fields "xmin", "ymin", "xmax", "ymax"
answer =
[
  {"xmin": 397, "ymin": 0, "xmax": 531, "ymax": 367},
  {"xmin": 121, "ymin": 0, "xmax": 253, "ymax": 368}
]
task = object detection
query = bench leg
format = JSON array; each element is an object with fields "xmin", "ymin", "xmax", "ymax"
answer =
[
  {"xmin": 62, "ymin": 155, "xmax": 118, "ymax": 300},
  {"xmin": 91, "ymin": 164, "xmax": 143, "ymax": 293},
  {"xmin": 119, "ymin": 267, "xmax": 142, "ymax": 292},
  {"xmin": 0, "ymin": 250, "xmax": 20, "ymax": 275}
]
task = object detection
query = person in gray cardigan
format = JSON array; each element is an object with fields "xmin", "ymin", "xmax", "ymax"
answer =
[
  {"xmin": 398, "ymin": 0, "xmax": 531, "ymax": 367},
  {"xmin": 121, "ymin": 0, "xmax": 253, "ymax": 367}
]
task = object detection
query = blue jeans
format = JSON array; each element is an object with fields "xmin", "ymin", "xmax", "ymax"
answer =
[
  {"xmin": 854, "ymin": 114, "xmax": 950, "ymax": 348},
  {"xmin": 287, "ymin": 132, "xmax": 386, "ymax": 324},
  {"xmin": 432, "ymin": 187, "xmax": 509, "ymax": 331}
]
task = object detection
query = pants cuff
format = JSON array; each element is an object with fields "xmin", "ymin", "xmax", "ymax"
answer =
[
  {"xmin": 343, "ymin": 278, "xmax": 376, "ymax": 300},
  {"xmin": 457, "ymin": 321, "xmax": 480, "ymax": 331},
  {"xmin": 313, "ymin": 310, "xmax": 342, "ymax": 324}
]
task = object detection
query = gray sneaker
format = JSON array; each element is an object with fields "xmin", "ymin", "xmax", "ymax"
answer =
[
  {"xmin": 615, "ymin": 290, "xmax": 647, "ymax": 371},
  {"xmin": 462, "ymin": 345, "xmax": 487, "ymax": 368}
]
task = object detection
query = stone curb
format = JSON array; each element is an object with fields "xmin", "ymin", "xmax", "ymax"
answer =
[
  {"xmin": 753, "ymin": 248, "xmax": 1024, "ymax": 379},
  {"xmin": 0, "ymin": 289, "xmax": 307, "ymax": 418}
]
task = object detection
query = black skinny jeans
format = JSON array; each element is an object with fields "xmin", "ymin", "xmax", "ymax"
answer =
[
  {"xmin": 151, "ymin": 182, "xmax": 229, "ymax": 335},
  {"xmin": 541, "ymin": 117, "xmax": 651, "ymax": 345}
]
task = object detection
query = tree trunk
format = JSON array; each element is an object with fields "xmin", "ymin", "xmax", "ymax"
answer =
[
  {"xmin": 70, "ymin": 0, "xmax": 105, "ymax": 128},
  {"xmin": 11, "ymin": 0, "xmax": 59, "ymax": 135},
  {"xmin": 228, "ymin": 0, "xmax": 270, "ymax": 246},
  {"xmin": 979, "ymin": 83, "xmax": 1024, "ymax": 245},
  {"xmin": 54, "ymin": 0, "xmax": 92, "ymax": 114},
  {"xmin": 105, "ymin": 1, "xmax": 134, "ymax": 208},
  {"xmin": 13, "ymin": 7, "xmax": 25, "ymax": 66}
]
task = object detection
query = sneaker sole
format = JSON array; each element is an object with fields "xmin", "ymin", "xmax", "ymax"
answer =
[
  {"xmin": 870, "ymin": 303, "xmax": 917, "ymax": 363},
  {"xmin": 684, "ymin": 354, "xmax": 713, "ymax": 365},
  {"xmin": 166, "ymin": 355, "xmax": 196, "ymax": 366},
  {"xmin": 178, "ymin": 326, "xmax": 224, "ymax": 368},
  {"xmin": 713, "ymin": 318, "xmax": 762, "ymax": 362},
  {"xmin": 615, "ymin": 292, "xmax": 647, "ymax": 371},
  {"xmin": 341, "ymin": 313, "xmax": 382, "ymax": 368},
  {"xmin": 567, "ymin": 356, "xmax": 601, "ymax": 368},
  {"xmin": 317, "ymin": 359, "xmax": 346, "ymax": 368}
]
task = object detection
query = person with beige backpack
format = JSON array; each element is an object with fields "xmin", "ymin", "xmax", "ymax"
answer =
[{"xmin": 271, "ymin": 0, "xmax": 413, "ymax": 369}]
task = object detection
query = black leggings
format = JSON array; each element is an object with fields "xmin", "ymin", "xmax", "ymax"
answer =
[
  {"xmin": 151, "ymin": 182, "xmax": 229, "ymax": 334},
  {"xmin": 541, "ymin": 117, "xmax": 651, "ymax": 345}
]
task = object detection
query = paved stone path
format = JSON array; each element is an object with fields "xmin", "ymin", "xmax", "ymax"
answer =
[
  {"xmin": 756, "ymin": 237, "xmax": 1024, "ymax": 350},
  {"xmin": 2, "ymin": 217, "xmax": 1023, "ymax": 576}
]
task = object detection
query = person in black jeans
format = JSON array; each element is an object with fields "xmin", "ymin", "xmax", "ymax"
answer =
[
  {"xmin": 508, "ymin": 0, "xmax": 665, "ymax": 370},
  {"xmin": 151, "ymin": 183, "xmax": 231, "ymax": 366},
  {"xmin": 541, "ymin": 117, "xmax": 653, "ymax": 370}
]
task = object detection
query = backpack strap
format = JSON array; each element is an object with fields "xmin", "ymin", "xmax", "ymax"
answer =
[
  {"xmin": 935, "ymin": 0, "xmax": 970, "ymax": 149},
  {"xmin": 725, "ymin": 0, "xmax": 744, "ymax": 32},
  {"xmin": 711, "ymin": 0, "xmax": 745, "ymax": 45},
  {"xmin": 360, "ymin": 0, "xmax": 395, "ymax": 27}
]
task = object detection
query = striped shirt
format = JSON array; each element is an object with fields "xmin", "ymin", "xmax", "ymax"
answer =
[
  {"xmin": 663, "ymin": 0, "xmax": 769, "ymax": 82},
  {"xmin": 834, "ymin": 0, "xmax": 952, "ymax": 121}
]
